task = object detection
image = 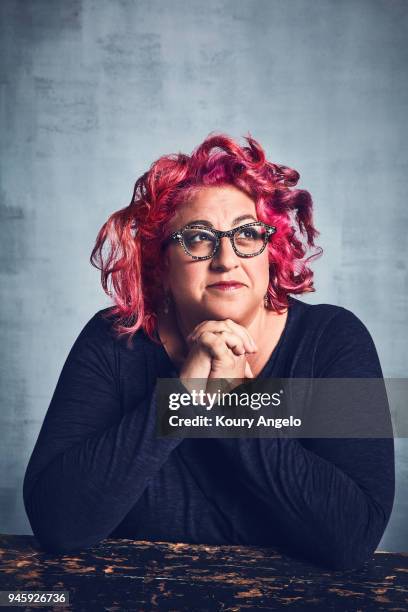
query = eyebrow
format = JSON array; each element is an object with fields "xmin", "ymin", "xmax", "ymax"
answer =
[{"xmin": 184, "ymin": 214, "xmax": 258, "ymax": 228}]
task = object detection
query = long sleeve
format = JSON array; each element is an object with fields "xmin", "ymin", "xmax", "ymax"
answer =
[
  {"xmin": 207, "ymin": 308, "xmax": 395, "ymax": 570},
  {"xmin": 23, "ymin": 314, "xmax": 185, "ymax": 553}
]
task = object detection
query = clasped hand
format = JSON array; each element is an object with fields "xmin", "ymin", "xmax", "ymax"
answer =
[{"xmin": 179, "ymin": 319, "xmax": 257, "ymax": 396}]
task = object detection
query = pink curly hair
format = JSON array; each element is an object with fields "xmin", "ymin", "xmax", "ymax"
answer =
[{"xmin": 90, "ymin": 132, "xmax": 322, "ymax": 347}]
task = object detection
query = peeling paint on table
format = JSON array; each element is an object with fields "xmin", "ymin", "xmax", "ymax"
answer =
[{"xmin": 0, "ymin": 535, "xmax": 407, "ymax": 610}]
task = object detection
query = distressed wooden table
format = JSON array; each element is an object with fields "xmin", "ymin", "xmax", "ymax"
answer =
[{"xmin": 0, "ymin": 535, "xmax": 407, "ymax": 611}]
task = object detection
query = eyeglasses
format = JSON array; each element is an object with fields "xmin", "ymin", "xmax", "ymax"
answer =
[{"xmin": 162, "ymin": 221, "xmax": 277, "ymax": 260}]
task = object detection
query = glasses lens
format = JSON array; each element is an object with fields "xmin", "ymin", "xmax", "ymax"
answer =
[
  {"xmin": 233, "ymin": 224, "xmax": 267, "ymax": 254},
  {"xmin": 182, "ymin": 228, "xmax": 216, "ymax": 258}
]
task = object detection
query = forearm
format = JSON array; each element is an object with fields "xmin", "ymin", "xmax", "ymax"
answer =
[
  {"xmin": 217, "ymin": 437, "xmax": 394, "ymax": 570},
  {"xmin": 24, "ymin": 388, "xmax": 183, "ymax": 553}
]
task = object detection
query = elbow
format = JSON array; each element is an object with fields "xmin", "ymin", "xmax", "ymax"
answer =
[
  {"xmin": 34, "ymin": 533, "xmax": 97, "ymax": 555},
  {"xmin": 326, "ymin": 496, "xmax": 393, "ymax": 571},
  {"xmin": 24, "ymin": 491, "xmax": 103, "ymax": 555},
  {"xmin": 326, "ymin": 526, "xmax": 388, "ymax": 571},
  {"xmin": 32, "ymin": 532, "xmax": 83, "ymax": 555},
  {"xmin": 326, "ymin": 547, "xmax": 375, "ymax": 572},
  {"xmin": 298, "ymin": 539, "xmax": 377, "ymax": 572},
  {"xmin": 30, "ymin": 521, "xmax": 103, "ymax": 555}
]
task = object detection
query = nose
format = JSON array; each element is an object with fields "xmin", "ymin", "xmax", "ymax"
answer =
[{"xmin": 209, "ymin": 236, "xmax": 240, "ymax": 271}]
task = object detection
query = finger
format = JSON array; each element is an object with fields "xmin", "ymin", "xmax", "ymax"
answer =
[
  {"xmin": 216, "ymin": 331, "xmax": 246, "ymax": 356},
  {"xmin": 189, "ymin": 320, "xmax": 257, "ymax": 353},
  {"xmin": 191, "ymin": 319, "xmax": 257, "ymax": 353},
  {"xmin": 186, "ymin": 320, "xmax": 213, "ymax": 343},
  {"xmin": 195, "ymin": 327, "xmax": 249, "ymax": 355},
  {"xmin": 198, "ymin": 331, "xmax": 235, "ymax": 364},
  {"xmin": 210, "ymin": 353, "xmax": 246, "ymax": 379},
  {"xmin": 223, "ymin": 318, "xmax": 258, "ymax": 351},
  {"xmin": 187, "ymin": 320, "xmax": 226, "ymax": 346}
]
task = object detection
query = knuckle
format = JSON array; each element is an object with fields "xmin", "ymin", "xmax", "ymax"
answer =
[
  {"xmin": 214, "ymin": 337, "xmax": 226, "ymax": 349},
  {"xmin": 198, "ymin": 331, "xmax": 212, "ymax": 346}
]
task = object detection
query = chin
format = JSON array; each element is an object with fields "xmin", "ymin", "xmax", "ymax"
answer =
[{"xmin": 204, "ymin": 302, "xmax": 247, "ymax": 322}]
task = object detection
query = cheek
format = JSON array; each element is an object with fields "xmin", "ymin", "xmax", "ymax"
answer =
[
  {"xmin": 250, "ymin": 255, "xmax": 270, "ymax": 282},
  {"xmin": 167, "ymin": 259, "xmax": 205, "ymax": 295},
  {"xmin": 253, "ymin": 254, "xmax": 269, "ymax": 276}
]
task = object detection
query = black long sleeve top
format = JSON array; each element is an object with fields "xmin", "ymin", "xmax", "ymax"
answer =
[{"xmin": 23, "ymin": 296, "xmax": 395, "ymax": 570}]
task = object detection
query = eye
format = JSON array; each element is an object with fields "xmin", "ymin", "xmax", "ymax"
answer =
[
  {"xmin": 182, "ymin": 228, "xmax": 216, "ymax": 248},
  {"xmin": 237, "ymin": 227, "xmax": 261, "ymax": 240},
  {"xmin": 189, "ymin": 231, "xmax": 214, "ymax": 243}
]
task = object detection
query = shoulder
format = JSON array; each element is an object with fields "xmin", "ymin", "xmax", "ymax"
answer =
[
  {"xmin": 60, "ymin": 308, "xmax": 157, "ymax": 387},
  {"xmin": 288, "ymin": 297, "xmax": 382, "ymax": 377},
  {"xmin": 70, "ymin": 307, "xmax": 153, "ymax": 358},
  {"xmin": 289, "ymin": 296, "xmax": 371, "ymax": 337}
]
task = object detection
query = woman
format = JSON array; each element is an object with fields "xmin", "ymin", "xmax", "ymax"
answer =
[{"xmin": 23, "ymin": 133, "xmax": 395, "ymax": 570}]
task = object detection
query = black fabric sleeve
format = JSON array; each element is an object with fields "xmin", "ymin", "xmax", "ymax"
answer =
[
  {"xmin": 211, "ymin": 308, "xmax": 395, "ymax": 570},
  {"xmin": 23, "ymin": 314, "xmax": 185, "ymax": 553}
]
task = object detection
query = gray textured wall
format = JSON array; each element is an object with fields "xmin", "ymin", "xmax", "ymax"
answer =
[{"xmin": 1, "ymin": 0, "xmax": 407, "ymax": 551}]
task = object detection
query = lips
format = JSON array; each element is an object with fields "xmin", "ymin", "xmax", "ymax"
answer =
[{"xmin": 208, "ymin": 281, "xmax": 245, "ymax": 289}]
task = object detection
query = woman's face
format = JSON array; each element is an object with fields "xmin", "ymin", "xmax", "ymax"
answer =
[{"xmin": 161, "ymin": 185, "xmax": 271, "ymax": 328}]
